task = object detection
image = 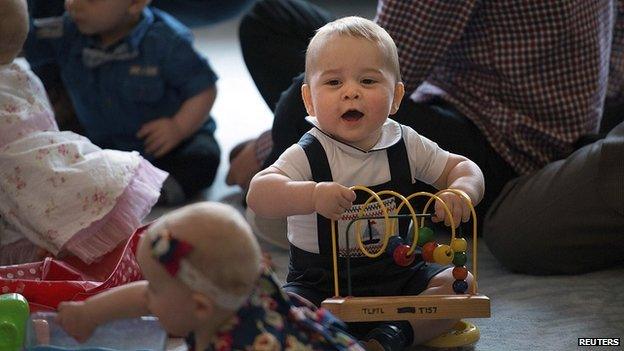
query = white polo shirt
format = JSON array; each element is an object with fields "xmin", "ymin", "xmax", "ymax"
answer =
[{"xmin": 272, "ymin": 117, "xmax": 450, "ymax": 254}]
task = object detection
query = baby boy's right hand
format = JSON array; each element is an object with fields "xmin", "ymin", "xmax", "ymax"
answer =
[
  {"xmin": 56, "ymin": 301, "xmax": 96, "ymax": 343},
  {"xmin": 313, "ymin": 182, "xmax": 356, "ymax": 220}
]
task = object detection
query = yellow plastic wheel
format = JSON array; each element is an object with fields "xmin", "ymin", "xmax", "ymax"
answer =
[{"xmin": 423, "ymin": 320, "xmax": 480, "ymax": 348}]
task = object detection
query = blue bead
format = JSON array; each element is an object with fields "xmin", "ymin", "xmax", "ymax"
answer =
[{"xmin": 453, "ymin": 279, "xmax": 468, "ymax": 294}]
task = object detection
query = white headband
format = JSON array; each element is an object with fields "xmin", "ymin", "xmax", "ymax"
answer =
[{"xmin": 148, "ymin": 227, "xmax": 248, "ymax": 310}]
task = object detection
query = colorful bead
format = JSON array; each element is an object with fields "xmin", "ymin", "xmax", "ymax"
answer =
[
  {"xmin": 452, "ymin": 266, "xmax": 468, "ymax": 280},
  {"xmin": 433, "ymin": 244, "xmax": 454, "ymax": 265},
  {"xmin": 393, "ymin": 244, "xmax": 415, "ymax": 267},
  {"xmin": 450, "ymin": 238, "xmax": 467, "ymax": 252},
  {"xmin": 416, "ymin": 226, "xmax": 435, "ymax": 246},
  {"xmin": 453, "ymin": 279, "xmax": 468, "ymax": 294},
  {"xmin": 453, "ymin": 251, "xmax": 467, "ymax": 266},
  {"xmin": 385, "ymin": 235, "xmax": 404, "ymax": 257},
  {"xmin": 422, "ymin": 242, "xmax": 438, "ymax": 262}
]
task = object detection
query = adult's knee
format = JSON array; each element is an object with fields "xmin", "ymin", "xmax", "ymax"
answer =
[
  {"xmin": 483, "ymin": 212, "xmax": 547, "ymax": 274},
  {"xmin": 484, "ymin": 207, "xmax": 604, "ymax": 275}
]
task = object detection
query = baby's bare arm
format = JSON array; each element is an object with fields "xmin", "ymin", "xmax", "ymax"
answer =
[
  {"xmin": 171, "ymin": 86, "xmax": 217, "ymax": 139},
  {"xmin": 247, "ymin": 167, "xmax": 355, "ymax": 219},
  {"xmin": 432, "ymin": 154, "xmax": 485, "ymax": 226},
  {"xmin": 56, "ymin": 281, "xmax": 150, "ymax": 342},
  {"xmin": 433, "ymin": 153, "xmax": 484, "ymax": 205},
  {"xmin": 137, "ymin": 86, "xmax": 217, "ymax": 158}
]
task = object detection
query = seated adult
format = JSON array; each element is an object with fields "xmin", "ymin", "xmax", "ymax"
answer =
[{"xmin": 232, "ymin": 0, "xmax": 624, "ymax": 274}]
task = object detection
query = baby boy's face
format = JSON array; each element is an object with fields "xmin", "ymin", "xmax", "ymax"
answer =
[
  {"xmin": 302, "ymin": 35, "xmax": 403, "ymax": 151},
  {"xmin": 64, "ymin": 0, "xmax": 134, "ymax": 39}
]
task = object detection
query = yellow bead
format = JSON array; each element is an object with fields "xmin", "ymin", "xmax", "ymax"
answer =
[
  {"xmin": 433, "ymin": 244, "xmax": 454, "ymax": 265},
  {"xmin": 451, "ymin": 238, "xmax": 468, "ymax": 252}
]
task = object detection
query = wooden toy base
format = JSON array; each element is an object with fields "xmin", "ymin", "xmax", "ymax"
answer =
[{"xmin": 321, "ymin": 294, "xmax": 490, "ymax": 322}]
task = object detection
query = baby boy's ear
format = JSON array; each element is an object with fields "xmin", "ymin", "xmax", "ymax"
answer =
[
  {"xmin": 301, "ymin": 84, "xmax": 315, "ymax": 116},
  {"xmin": 390, "ymin": 82, "xmax": 405, "ymax": 115},
  {"xmin": 191, "ymin": 292, "xmax": 214, "ymax": 321}
]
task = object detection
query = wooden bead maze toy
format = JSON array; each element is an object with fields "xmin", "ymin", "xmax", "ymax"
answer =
[{"xmin": 321, "ymin": 186, "xmax": 490, "ymax": 330}]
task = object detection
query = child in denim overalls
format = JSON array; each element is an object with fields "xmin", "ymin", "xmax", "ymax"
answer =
[{"xmin": 247, "ymin": 16, "xmax": 485, "ymax": 350}]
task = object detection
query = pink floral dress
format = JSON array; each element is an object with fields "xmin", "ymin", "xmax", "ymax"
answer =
[{"xmin": 0, "ymin": 60, "xmax": 167, "ymax": 265}]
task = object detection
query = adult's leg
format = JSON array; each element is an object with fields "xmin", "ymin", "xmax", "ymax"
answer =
[
  {"xmin": 152, "ymin": 129, "xmax": 221, "ymax": 199},
  {"xmin": 263, "ymin": 73, "xmax": 311, "ymax": 167},
  {"xmin": 232, "ymin": 0, "xmax": 333, "ymax": 189},
  {"xmin": 151, "ymin": 0, "xmax": 255, "ymax": 27},
  {"xmin": 484, "ymin": 120, "xmax": 624, "ymax": 274},
  {"xmin": 239, "ymin": 0, "xmax": 334, "ymax": 110}
]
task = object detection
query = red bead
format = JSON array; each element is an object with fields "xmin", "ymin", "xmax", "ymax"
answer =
[
  {"xmin": 452, "ymin": 266, "xmax": 468, "ymax": 280},
  {"xmin": 393, "ymin": 244, "xmax": 415, "ymax": 267},
  {"xmin": 385, "ymin": 235, "xmax": 404, "ymax": 257},
  {"xmin": 422, "ymin": 242, "xmax": 438, "ymax": 262}
]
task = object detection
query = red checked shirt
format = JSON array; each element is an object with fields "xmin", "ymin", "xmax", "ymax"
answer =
[{"xmin": 376, "ymin": 0, "xmax": 624, "ymax": 174}]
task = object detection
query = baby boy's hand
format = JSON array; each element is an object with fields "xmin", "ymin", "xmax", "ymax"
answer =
[
  {"xmin": 313, "ymin": 182, "xmax": 356, "ymax": 220},
  {"xmin": 137, "ymin": 117, "xmax": 185, "ymax": 158},
  {"xmin": 56, "ymin": 301, "xmax": 96, "ymax": 343},
  {"xmin": 432, "ymin": 192, "xmax": 471, "ymax": 228}
]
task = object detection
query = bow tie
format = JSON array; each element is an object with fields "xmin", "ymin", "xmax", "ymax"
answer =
[{"xmin": 82, "ymin": 42, "xmax": 139, "ymax": 68}]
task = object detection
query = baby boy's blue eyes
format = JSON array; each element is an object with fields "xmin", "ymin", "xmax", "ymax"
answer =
[{"xmin": 324, "ymin": 79, "xmax": 377, "ymax": 86}]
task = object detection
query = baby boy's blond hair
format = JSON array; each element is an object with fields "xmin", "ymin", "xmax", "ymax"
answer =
[
  {"xmin": 304, "ymin": 16, "xmax": 401, "ymax": 83},
  {"xmin": 0, "ymin": 0, "xmax": 29, "ymax": 64}
]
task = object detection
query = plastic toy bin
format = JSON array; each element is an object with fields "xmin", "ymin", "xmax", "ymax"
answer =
[{"xmin": 24, "ymin": 312, "xmax": 167, "ymax": 351}]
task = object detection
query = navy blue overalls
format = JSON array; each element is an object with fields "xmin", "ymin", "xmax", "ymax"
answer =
[{"xmin": 283, "ymin": 132, "xmax": 446, "ymax": 310}]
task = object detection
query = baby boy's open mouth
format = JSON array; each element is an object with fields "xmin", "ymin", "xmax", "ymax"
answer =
[{"xmin": 341, "ymin": 109, "xmax": 364, "ymax": 121}]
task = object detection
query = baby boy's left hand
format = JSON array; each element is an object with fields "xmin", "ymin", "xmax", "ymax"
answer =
[
  {"xmin": 432, "ymin": 192, "xmax": 471, "ymax": 228},
  {"xmin": 137, "ymin": 117, "xmax": 184, "ymax": 158}
]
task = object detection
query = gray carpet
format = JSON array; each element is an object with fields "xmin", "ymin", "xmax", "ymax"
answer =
[{"xmin": 465, "ymin": 242, "xmax": 624, "ymax": 351}]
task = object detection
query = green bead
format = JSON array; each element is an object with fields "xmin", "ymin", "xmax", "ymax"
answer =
[
  {"xmin": 453, "ymin": 251, "xmax": 467, "ymax": 266},
  {"xmin": 416, "ymin": 226, "xmax": 435, "ymax": 246}
]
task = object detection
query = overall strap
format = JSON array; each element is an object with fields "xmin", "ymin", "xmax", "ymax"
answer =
[
  {"xmin": 298, "ymin": 133, "xmax": 334, "ymax": 256},
  {"xmin": 386, "ymin": 137, "xmax": 414, "ymax": 197},
  {"xmin": 384, "ymin": 137, "xmax": 416, "ymax": 237}
]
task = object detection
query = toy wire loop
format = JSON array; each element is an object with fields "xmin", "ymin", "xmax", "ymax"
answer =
[{"xmin": 330, "ymin": 186, "xmax": 478, "ymax": 297}]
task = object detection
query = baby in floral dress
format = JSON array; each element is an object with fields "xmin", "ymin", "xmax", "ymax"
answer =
[
  {"xmin": 0, "ymin": 0, "xmax": 167, "ymax": 265},
  {"xmin": 57, "ymin": 202, "xmax": 364, "ymax": 351}
]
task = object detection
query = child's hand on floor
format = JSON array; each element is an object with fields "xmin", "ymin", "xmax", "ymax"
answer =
[
  {"xmin": 312, "ymin": 182, "xmax": 356, "ymax": 220},
  {"xmin": 137, "ymin": 117, "xmax": 185, "ymax": 158},
  {"xmin": 432, "ymin": 192, "xmax": 471, "ymax": 228},
  {"xmin": 56, "ymin": 301, "xmax": 97, "ymax": 343}
]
